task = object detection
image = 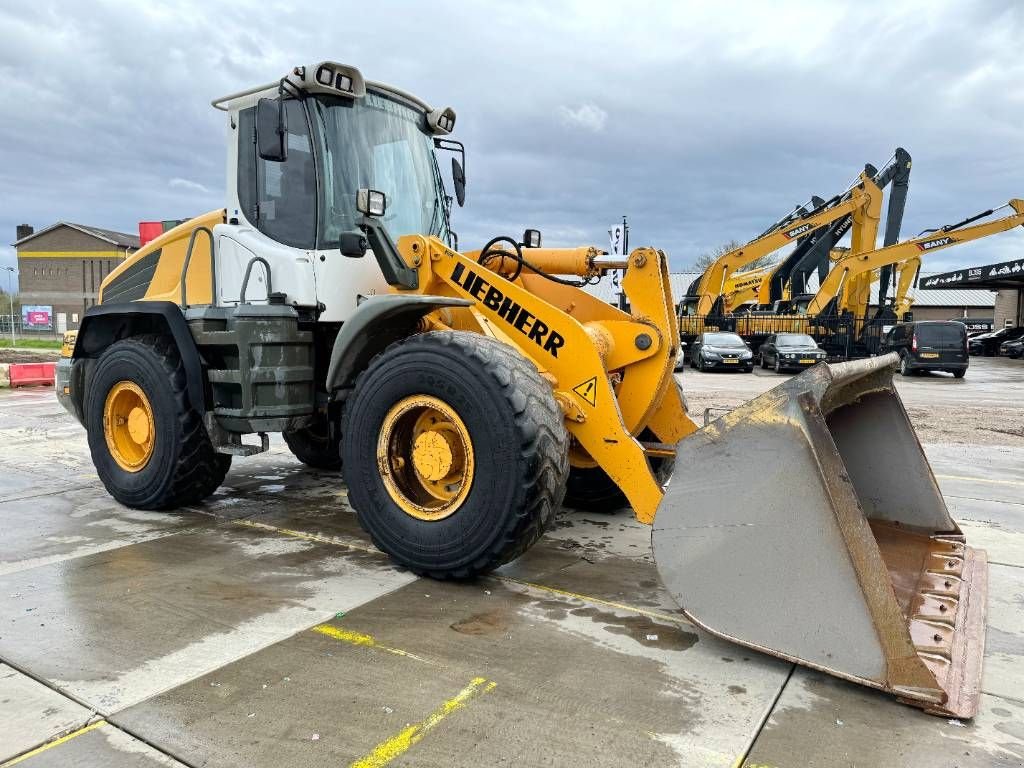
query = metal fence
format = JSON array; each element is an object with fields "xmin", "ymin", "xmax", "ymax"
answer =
[
  {"xmin": 0, "ymin": 316, "xmax": 64, "ymax": 341},
  {"xmin": 679, "ymin": 314, "xmax": 889, "ymax": 359}
]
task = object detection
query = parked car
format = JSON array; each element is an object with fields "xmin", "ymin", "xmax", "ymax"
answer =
[
  {"xmin": 674, "ymin": 343, "xmax": 686, "ymax": 371},
  {"xmin": 880, "ymin": 321, "xmax": 968, "ymax": 377},
  {"xmin": 1000, "ymin": 338, "xmax": 1024, "ymax": 359},
  {"xmin": 970, "ymin": 326, "xmax": 1024, "ymax": 356},
  {"xmin": 758, "ymin": 333, "xmax": 827, "ymax": 373},
  {"xmin": 689, "ymin": 331, "xmax": 754, "ymax": 372}
]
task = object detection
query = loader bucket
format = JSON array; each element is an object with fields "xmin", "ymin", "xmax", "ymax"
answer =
[{"xmin": 653, "ymin": 353, "xmax": 987, "ymax": 717}]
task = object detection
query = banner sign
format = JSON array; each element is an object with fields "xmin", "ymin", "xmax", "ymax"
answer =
[
  {"xmin": 22, "ymin": 305, "xmax": 53, "ymax": 329},
  {"xmin": 922, "ymin": 257, "xmax": 1024, "ymax": 288}
]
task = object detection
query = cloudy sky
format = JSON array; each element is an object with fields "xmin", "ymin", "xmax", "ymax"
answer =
[{"xmin": 2, "ymin": 1, "xmax": 1022, "ymax": 290}]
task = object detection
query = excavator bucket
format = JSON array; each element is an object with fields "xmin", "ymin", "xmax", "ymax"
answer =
[{"xmin": 653, "ymin": 353, "xmax": 987, "ymax": 717}]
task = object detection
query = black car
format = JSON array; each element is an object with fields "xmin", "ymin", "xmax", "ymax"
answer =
[
  {"xmin": 999, "ymin": 338, "xmax": 1024, "ymax": 359},
  {"xmin": 689, "ymin": 331, "xmax": 754, "ymax": 372},
  {"xmin": 970, "ymin": 326, "xmax": 1024, "ymax": 356},
  {"xmin": 758, "ymin": 333, "xmax": 827, "ymax": 373},
  {"xmin": 880, "ymin": 321, "xmax": 968, "ymax": 377}
]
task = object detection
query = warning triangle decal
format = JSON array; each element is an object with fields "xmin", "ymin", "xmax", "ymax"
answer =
[{"xmin": 572, "ymin": 376, "xmax": 598, "ymax": 407}]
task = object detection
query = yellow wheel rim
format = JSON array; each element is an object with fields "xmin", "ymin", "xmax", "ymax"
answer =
[
  {"xmin": 377, "ymin": 395, "xmax": 475, "ymax": 521},
  {"xmin": 103, "ymin": 381, "xmax": 155, "ymax": 472}
]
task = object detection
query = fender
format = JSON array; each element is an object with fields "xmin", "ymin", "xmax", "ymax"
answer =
[
  {"xmin": 75, "ymin": 302, "xmax": 206, "ymax": 413},
  {"xmin": 325, "ymin": 294, "xmax": 472, "ymax": 392}
]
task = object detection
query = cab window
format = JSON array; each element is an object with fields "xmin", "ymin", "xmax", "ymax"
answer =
[{"xmin": 238, "ymin": 100, "xmax": 317, "ymax": 249}]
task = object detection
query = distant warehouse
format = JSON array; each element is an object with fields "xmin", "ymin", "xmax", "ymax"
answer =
[
  {"xmin": 584, "ymin": 272, "xmax": 995, "ymax": 331},
  {"xmin": 13, "ymin": 222, "xmax": 140, "ymax": 332}
]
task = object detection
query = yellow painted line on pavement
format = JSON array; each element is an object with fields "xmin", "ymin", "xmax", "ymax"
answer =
[
  {"xmin": 230, "ymin": 518, "xmax": 686, "ymax": 627},
  {"xmin": 349, "ymin": 677, "xmax": 496, "ymax": 768},
  {"xmin": 230, "ymin": 518, "xmax": 380, "ymax": 555},
  {"xmin": 313, "ymin": 624, "xmax": 433, "ymax": 664},
  {"xmin": 935, "ymin": 473, "xmax": 1024, "ymax": 488},
  {"xmin": 495, "ymin": 575, "xmax": 687, "ymax": 625},
  {"xmin": 0, "ymin": 720, "xmax": 107, "ymax": 767}
]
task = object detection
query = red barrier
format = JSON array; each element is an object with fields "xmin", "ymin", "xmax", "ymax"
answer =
[{"xmin": 9, "ymin": 362, "xmax": 56, "ymax": 388}]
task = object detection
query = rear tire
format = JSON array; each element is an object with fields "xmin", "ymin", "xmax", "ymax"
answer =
[
  {"xmin": 85, "ymin": 335, "xmax": 231, "ymax": 509},
  {"xmin": 563, "ymin": 428, "xmax": 676, "ymax": 514},
  {"xmin": 283, "ymin": 413, "xmax": 342, "ymax": 470},
  {"xmin": 899, "ymin": 355, "xmax": 912, "ymax": 376},
  {"xmin": 341, "ymin": 331, "xmax": 569, "ymax": 579},
  {"xmin": 953, "ymin": 368, "xmax": 967, "ymax": 379}
]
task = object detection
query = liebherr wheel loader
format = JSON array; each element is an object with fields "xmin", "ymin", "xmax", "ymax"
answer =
[{"xmin": 56, "ymin": 61, "xmax": 989, "ymax": 717}]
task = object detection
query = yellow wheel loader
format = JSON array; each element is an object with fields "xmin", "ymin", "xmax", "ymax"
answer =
[{"xmin": 56, "ymin": 62, "xmax": 989, "ymax": 717}]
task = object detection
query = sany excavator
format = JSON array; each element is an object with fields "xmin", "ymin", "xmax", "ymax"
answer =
[
  {"xmin": 55, "ymin": 61, "xmax": 989, "ymax": 717},
  {"xmin": 678, "ymin": 174, "xmax": 883, "ymax": 334},
  {"xmin": 806, "ymin": 201, "xmax": 1024, "ymax": 323},
  {"xmin": 724, "ymin": 150, "xmax": 913, "ymax": 316}
]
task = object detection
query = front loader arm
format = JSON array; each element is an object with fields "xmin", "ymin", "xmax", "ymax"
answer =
[{"xmin": 394, "ymin": 235, "xmax": 696, "ymax": 524}]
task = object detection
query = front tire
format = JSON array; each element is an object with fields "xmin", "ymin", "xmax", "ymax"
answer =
[
  {"xmin": 341, "ymin": 331, "xmax": 569, "ymax": 579},
  {"xmin": 85, "ymin": 335, "xmax": 231, "ymax": 509},
  {"xmin": 774, "ymin": 357, "xmax": 782, "ymax": 373}
]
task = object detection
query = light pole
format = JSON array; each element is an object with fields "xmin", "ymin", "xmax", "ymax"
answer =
[{"xmin": 2, "ymin": 266, "xmax": 14, "ymax": 348}]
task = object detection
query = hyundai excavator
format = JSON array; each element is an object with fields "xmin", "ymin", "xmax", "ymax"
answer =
[{"xmin": 55, "ymin": 61, "xmax": 990, "ymax": 718}]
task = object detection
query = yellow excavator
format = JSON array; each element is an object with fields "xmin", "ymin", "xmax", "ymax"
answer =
[
  {"xmin": 806, "ymin": 201, "xmax": 1024, "ymax": 319},
  {"xmin": 55, "ymin": 61, "xmax": 990, "ymax": 717},
  {"xmin": 677, "ymin": 174, "xmax": 882, "ymax": 332},
  {"xmin": 724, "ymin": 150, "xmax": 912, "ymax": 318}
]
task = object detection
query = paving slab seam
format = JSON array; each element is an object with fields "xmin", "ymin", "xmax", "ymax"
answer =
[
  {"xmin": 729, "ymin": 663, "xmax": 796, "ymax": 768},
  {"xmin": 0, "ymin": 654, "xmax": 200, "ymax": 768},
  {"xmin": 206, "ymin": 513, "xmax": 694, "ymax": 627},
  {"xmin": 0, "ymin": 719, "xmax": 107, "ymax": 767},
  {"xmin": 0, "ymin": 525, "xmax": 219, "ymax": 578},
  {"xmin": 0, "ymin": 483, "xmax": 95, "ymax": 505}
]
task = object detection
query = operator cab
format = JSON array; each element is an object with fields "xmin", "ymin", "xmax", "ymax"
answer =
[{"xmin": 210, "ymin": 62, "xmax": 466, "ymax": 322}]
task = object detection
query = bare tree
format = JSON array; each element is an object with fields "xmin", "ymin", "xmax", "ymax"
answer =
[{"xmin": 690, "ymin": 239, "xmax": 777, "ymax": 273}]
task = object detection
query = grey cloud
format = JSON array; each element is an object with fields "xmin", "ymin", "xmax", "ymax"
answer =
[{"xmin": 1, "ymin": 1, "xmax": 1022, "ymax": 288}]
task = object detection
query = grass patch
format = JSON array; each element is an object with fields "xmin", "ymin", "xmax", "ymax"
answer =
[{"xmin": 0, "ymin": 338, "xmax": 63, "ymax": 349}]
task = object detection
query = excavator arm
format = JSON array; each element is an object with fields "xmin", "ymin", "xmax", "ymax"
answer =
[
  {"xmin": 807, "ymin": 200, "xmax": 1024, "ymax": 317},
  {"xmin": 758, "ymin": 149, "xmax": 912, "ymax": 308},
  {"xmin": 687, "ymin": 172, "xmax": 883, "ymax": 318}
]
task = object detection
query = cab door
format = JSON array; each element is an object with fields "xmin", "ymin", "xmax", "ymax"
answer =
[{"xmin": 224, "ymin": 101, "xmax": 318, "ymax": 309}]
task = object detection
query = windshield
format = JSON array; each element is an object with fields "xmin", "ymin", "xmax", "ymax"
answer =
[
  {"xmin": 777, "ymin": 334, "xmax": 817, "ymax": 347},
  {"xmin": 311, "ymin": 92, "xmax": 450, "ymax": 248},
  {"xmin": 704, "ymin": 333, "xmax": 745, "ymax": 347}
]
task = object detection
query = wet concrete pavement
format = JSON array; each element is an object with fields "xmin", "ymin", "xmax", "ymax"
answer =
[{"xmin": 1, "ymin": 358, "xmax": 1022, "ymax": 767}]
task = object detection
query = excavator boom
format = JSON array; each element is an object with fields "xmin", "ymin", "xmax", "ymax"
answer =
[
  {"xmin": 808, "ymin": 200, "xmax": 1024, "ymax": 317},
  {"xmin": 684, "ymin": 172, "xmax": 883, "ymax": 319}
]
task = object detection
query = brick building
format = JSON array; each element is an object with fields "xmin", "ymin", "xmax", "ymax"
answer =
[{"xmin": 13, "ymin": 222, "xmax": 140, "ymax": 331}]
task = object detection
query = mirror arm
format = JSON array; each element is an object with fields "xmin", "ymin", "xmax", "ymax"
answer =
[{"xmin": 358, "ymin": 217, "xmax": 419, "ymax": 290}]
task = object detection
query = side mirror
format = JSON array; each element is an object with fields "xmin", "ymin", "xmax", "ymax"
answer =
[
  {"xmin": 256, "ymin": 98, "xmax": 287, "ymax": 162},
  {"xmin": 451, "ymin": 157, "xmax": 466, "ymax": 207},
  {"xmin": 339, "ymin": 231, "xmax": 369, "ymax": 258}
]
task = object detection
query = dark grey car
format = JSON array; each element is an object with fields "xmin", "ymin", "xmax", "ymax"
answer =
[
  {"xmin": 689, "ymin": 331, "xmax": 754, "ymax": 372},
  {"xmin": 759, "ymin": 333, "xmax": 827, "ymax": 373}
]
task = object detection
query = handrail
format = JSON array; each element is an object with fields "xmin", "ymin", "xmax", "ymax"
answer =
[
  {"xmin": 180, "ymin": 227, "xmax": 216, "ymax": 308},
  {"xmin": 239, "ymin": 256, "xmax": 274, "ymax": 304}
]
